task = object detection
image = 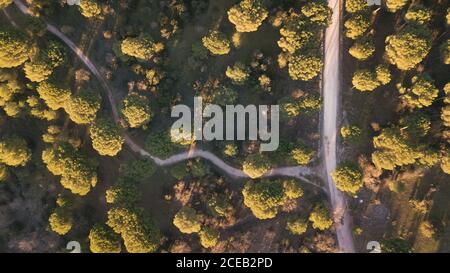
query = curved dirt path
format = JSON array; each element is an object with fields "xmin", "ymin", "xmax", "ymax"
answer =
[
  {"xmin": 322, "ymin": 0, "xmax": 355, "ymax": 252},
  {"xmin": 9, "ymin": 0, "xmax": 319, "ymax": 187}
]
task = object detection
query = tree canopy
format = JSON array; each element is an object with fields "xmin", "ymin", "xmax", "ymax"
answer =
[
  {"xmin": 398, "ymin": 74, "xmax": 438, "ymax": 109},
  {"xmin": 120, "ymin": 93, "xmax": 152, "ymax": 128},
  {"xmin": 344, "ymin": 14, "xmax": 370, "ymax": 40},
  {"xmin": 49, "ymin": 207, "xmax": 73, "ymax": 235},
  {"xmin": 242, "ymin": 180, "xmax": 286, "ymax": 219},
  {"xmin": 36, "ymin": 80, "xmax": 71, "ymax": 110},
  {"xmin": 0, "ymin": 164, "xmax": 7, "ymax": 182},
  {"xmin": 0, "ymin": 136, "xmax": 31, "ymax": 167},
  {"xmin": 0, "ymin": 0, "xmax": 13, "ymax": 9},
  {"xmin": 345, "ymin": 0, "xmax": 368, "ymax": 13},
  {"xmin": 349, "ymin": 37, "xmax": 375, "ymax": 60},
  {"xmin": 88, "ymin": 224, "xmax": 122, "ymax": 253},
  {"xmin": 121, "ymin": 35, "xmax": 164, "ymax": 61},
  {"xmin": 79, "ymin": 0, "xmax": 102, "ymax": 18},
  {"xmin": 0, "ymin": 28, "xmax": 31, "ymax": 68},
  {"xmin": 225, "ymin": 62, "xmax": 250, "ymax": 84},
  {"xmin": 331, "ymin": 162, "xmax": 364, "ymax": 194},
  {"xmin": 173, "ymin": 206, "xmax": 202, "ymax": 234},
  {"xmin": 386, "ymin": 0, "xmax": 409, "ymax": 13},
  {"xmin": 199, "ymin": 227, "xmax": 220, "ymax": 249},
  {"xmin": 309, "ymin": 205, "xmax": 333, "ymax": 231},
  {"xmin": 65, "ymin": 89, "xmax": 101, "ymax": 124},
  {"xmin": 405, "ymin": 5, "xmax": 432, "ymax": 25},
  {"xmin": 242, "ymin": 179, "xmax": 303, "ymax": 220},
  {"xmin": 286, "ymin": 218, "xmax": 308, "ymax": 235},
  {"xmin": 227, "ymin": 0, "xmax": 268, "ymax": 33},
  {"xmin": 385, "ymin": 26, "xmax": 432, "ymax": 70},
  {"xmin": 242, "ymin": 153, "xmax": 271, "ymax": 179},
  {"xmin": 107, "ymin": 207, "xmax": 160, "ymax": 253},
  {"xmin": 42, "ymin": 145, "xmax": 97, "ymax": 195},
  {"xmin": 202, "ymin": 31, "xmax": 230, "ymax": 55},
  {"xmin": 288, "ymin": 53, "xmax": 323, "ymax": 81},
  {"xmin": 301, "ymin": 1, "xmax": 332, "ymax": 27},
  {"xmin": 89, "ymin": 118, "xmax": 124, "ymax": 156}
]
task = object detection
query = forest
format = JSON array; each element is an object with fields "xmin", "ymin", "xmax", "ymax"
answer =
[{"xmin": 0, "ymin": 0, "xmax": 449, "ymax": 254}]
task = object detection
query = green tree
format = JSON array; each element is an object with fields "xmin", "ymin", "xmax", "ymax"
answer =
[
  {"xmin": 202, "ymin": 31, "xmax": 230, "ymax": 55},
  {"xmin": 242, "ymin": 180, "xmax": 285, "ymax": 219},
  {"xmin": 352, "ymin": 69, "xmax": 380, "ymax": 92},
  {"xmin": 145, "ymin": 130, "xmax": 178, "ymax": 158},
  {"xmin": 331, "ymin": 162, "xmax": 363, "ymax": 194},
  {"xmin": 121, "ymin": 35, "xmax": 164, "ymax": 61},
  {"xmin": 210, "ymin": 86, "xmax": 238, "ymax": 106},
  {"xmin": 405, "ymin": 5, "xmax": 432, "ymax": 25},
  {"xmin": 0, "ymin": 136, "xmax": 31, "ymax": 167},
  {"xmin": 119, "ymin": 158, "xmax": 157, "ymax": 183},
  {"xmin": 42, "ymin": 145, "xmax": 97, "ymax": 195},
  {"xmin": 24, "ymin": 41, "xmax": 67, "ymax": 82},
  {"xmin": 447, "ymin": 8, "xmax": 450, "ymax": 25},
  {"xmin": 278, "ymin": 15, "xmax": 315, "ymax": 54},
  {"xmin": 371, "ymin": 127, "xmax": 422, "ymax": 170},
  {"xmin": 65, "ymin": 89, "xmax": 101, "ymax": 124},
  {"xmin": 441, "ymin": 151, "xmax": 450, "ymax": 175},
  {"xmin": 441, "ymin": 39, "xmax": 450, "ymax": 65},
  {"xmin": 49, "ymin": 207, "xmax": 73, "ymax": 235},
  {"xmin": 442, "ymin": 105, "xmax": 450, "ymax": 127},
  {"xmin": 0, "ymin": 69, "xmax": 21, "ymax": 107},
  {"xmin": 79, "ymin": 0, "xmax": 102, "ymax": 18},
  {"xmin": 89, "ymin": 118, "xmax": 124, "ymax": 156},
  {"xmin": 386, "ymin": 0, "xmax": 409, "ymax": 13},
  {"xmin": 145, "ymin": 68, "xmax": 165, "ymax": 87},
  {"xmin": 283, "ymin": 179, "xmax": 304, "ymax": 199},
  {"xmin": 121, "ymin": 93, "xmax": 152, "ymax": 128},
  {"xmin": 0, "ymin": 28, "xmax": 31, "ymax": 68},
  {"xmin": 107, "ymin": 207, "xmax": 160, "ymax": 253},
  {"xmin": 349, "ymin": 37, "xmax": 375, "ymax": 60},
  {"xmin": 286, "ymin": 218, "xmax": 308, "ymax": 235},
  {"xmin": 36, "ymin": 80, "xmax": 71, "ymax": 110},
  {"xmin": 173, "ymin": 206, "xmax": 202, "ymax": 234},
  {"xmin": 375, "ymin": 65, "xmax": 392, "ymax": 85},
  {"xmin": 381, "ymin": 238, "xmax": 413, "ymax": 253},
  {"xmin": 225, "ymin": 62, "xmax": 250, "ymax": 84},
  {"xmin": 0, "ymin": 0, "xmax": 13, "ymax": 8},
  {"xmin": 399, "ymin": 113, "xmax": 431, "ymax": 139},
  {"xmin": 106, "ymin": 182, "xmax": 140, "ymax": 206},
  {"xmin": 0, "ymin": 164, "xmax": 8, "ymax": 182},
  {"xmin": 199, "ymin": 227, "xmax": 220, "ymax": 249},
  {"xmin": 24, "ymin": 57, "xmax": 53, "ymax": 82},
  {"xmin": 288, "ymin": 53, "xmax": 323, "ymax": 81},
  {"xmin": 345, "ymin": 0, "xmax": 368, "ymax": 13},
  {"xmin": 223, "ymin": 143, "xmax": 238, "ymax": 157},
  {"xmin": 385, "ymin": 26, "xmax": 432, "ymax": 70},
  {"xmin": 309, "ymin": 205, "xmax": 333, "ymax": 231},
  {"xmin": 341, "ymin": 125, "xmax": 362, "ymax": 143},
  {"xmin": 207, "ymin": 193, "xmax": 233, "ymax": 217},
  {"xmin": 242, "ymin": 153, "xmax": 271, "ymax": 179},
  {"xmin": 227, "ymin": 0, "xmax": 268, "ymax": 32},
  {"xmin": 344, "ymin": 14, "xmax": 370, "ymax": 40},
  {"xmin": 298, "ymin": 94, "xmax": 322, "ymax": 113},
  {"xmin": 45, "ymin": 40, "xmax": 67, "ymax": 67},
  {"xmin": 290, "ymin": 144, "xmax": 315, "ymax": 165},
  {"xmin": 89, "ymin": 224, "xmax": 121, "ymax": 253},
  {"xmin": 301, "ymin": 1, "xmax": 332, "ymax": 27},
  {"xmin": 398, "ymin": 74, "xmax": 438, "ymax": 109},
  {"xmin": 278, "ymin": 96, "xmax": 301, "ymax": 119}
]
